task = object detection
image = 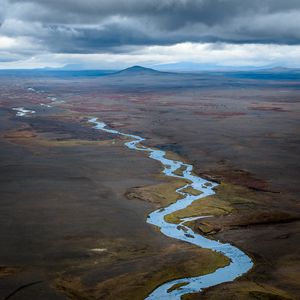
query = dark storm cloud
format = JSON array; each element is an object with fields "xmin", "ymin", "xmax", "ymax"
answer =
[{"xmin": 1, "ymin": 0, "xmax": 300, "ymax": 54}]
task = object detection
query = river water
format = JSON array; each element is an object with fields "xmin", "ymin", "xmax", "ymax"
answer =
[
  {"xmin": 12, "ymin": 97, "xmax": 253, "ymax": 299},
  {"xmin": 88, "ymin": 117, "xmax": 253, "ymax": 300}
]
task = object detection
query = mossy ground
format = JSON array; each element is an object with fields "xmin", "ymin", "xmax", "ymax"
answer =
[
  {"xmin": 173, "ymin": 165, "xmax": 187, "ymax": 176},
  {"xmin": 167, "ymin": 282, "xmax": 189, "ymax": 293},
  {"xmin": 182, "ymin": 281, "xmax": 295, "ymax": 300},
  {"xmin": 125, "ymin": 178, "xmax": 189, "ymax": 208},
  {"xmin": 0, "ymin": 266, "xmax": 21, "ymax": 278},
  {"xmin": 54, "ymin": 245, "xmax": 230, "ymax": 300},
  {"xmin": 180, "ymin": 185, "xmax": 203, "ymax": 196},
  {"xmin": 164, "ymin": 183, "xmax": 235, "ymax": 224}
]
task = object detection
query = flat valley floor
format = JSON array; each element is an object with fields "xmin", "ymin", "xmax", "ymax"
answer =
[{"xmin": 0, "ymin": 70, "xmax": 299, "ymax": 299}]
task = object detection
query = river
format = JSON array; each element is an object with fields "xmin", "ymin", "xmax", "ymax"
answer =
[
  {"xmin": 12, "ymin": 100, "xmax": 253, "ymax": 299},
  {"xmin": 88, "ymin": 117, "xmax": 253, "ymax": 300}
]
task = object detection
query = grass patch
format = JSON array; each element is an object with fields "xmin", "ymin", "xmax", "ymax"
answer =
[
  {"xmin": 54, "ymin": 246, "xmax": 230, "ymax": 300},
  {"xmin": 167, "ymin": 281, "xmax": 189, "ymax": 293},
  {"xmin": 173, "ymin": 165, "xmax": 187, "ymax": 177},
  {"xmin": 180, "ymin": 186, "xmax": 202, "ymax": 196},
  {"xmin": 0, "ymin": 266, "xmax": 21, "ymax": 278},
  {"xmin": 126, "ymin": 178, "xmax": 189, "ymax": 208},
  {"xmin": 182, "ymin": 281, "xmax": 294, "ymax": 300},
  {"xmin": 164, "ymin": 183, "xmax": 236, "ymax": 224}
]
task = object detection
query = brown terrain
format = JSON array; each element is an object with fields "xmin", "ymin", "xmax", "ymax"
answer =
[{"xmin": 0, "ymin": 69, "xmax": 299, "ymax": 299}]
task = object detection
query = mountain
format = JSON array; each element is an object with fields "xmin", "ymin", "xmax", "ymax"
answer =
[
  {"xmin": 153, "ymin": 62, "xmax": 278, "ymax": 72},
  {"xmin": 112, "ymin": 65, "xmax": 166, "ymax": 76},
  {"xmin": 154, "ymin": 62, "xmax": 219, "ymax": 72},
  {"xmin": 256, "ymin": 66, "xmax": 300, "ymax": 73}
]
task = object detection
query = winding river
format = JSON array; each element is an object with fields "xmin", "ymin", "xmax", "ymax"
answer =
[
  {"xmin": 88, "ymin": 117, "xmax": 253, "ymax": 300},
  {"xmin": 12, "ymin": 89, "xmax": 252, "ymax": 299}
]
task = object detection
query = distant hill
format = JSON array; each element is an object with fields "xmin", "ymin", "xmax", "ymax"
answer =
[
  {"xmin": 112, "ymin": 65, "xmax": 167, "ymax": 76},
  {"xmin": 0, "ymin": 69, "xmax": 115, "ymax": 78},
  {"xmin": 153, "ymin": 62, "xmax": 272, "ymax": 72},
  {"xmin": 154, "ymin": 62, "xmax": 300, "ymax": 73},
  {"xmin": 256, "ymin": 66, "xmax": 300, "ymax": 73}
]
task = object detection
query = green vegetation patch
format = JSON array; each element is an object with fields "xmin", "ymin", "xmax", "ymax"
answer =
[
  {"xmin": 54, "ymin": 246, "xmax": 230, "ymax": 300},
  {"xmin": 180, "ymin": 186, "xmax": 202, "ymax": 196},
  {"xmin": 126, "ymin": 178, "xmax": 189, "ymax": 208},
  {"xmin": 173, "ymin": 165, "xmax": 187, "ymax": 177},
  {"xmin": 164, "ymin": 183, "xmax": 238, "ymax": 224},
  {"xmin": 167, "ymin": 281, "xmax": 189, "ymax": 293}
]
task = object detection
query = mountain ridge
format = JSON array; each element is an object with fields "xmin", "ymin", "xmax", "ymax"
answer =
[{"xmin": 112, "ymin": 65, "xmax": 167, "ymax": 76}]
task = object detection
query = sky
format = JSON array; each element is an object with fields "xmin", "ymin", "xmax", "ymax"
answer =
[{"xmin": 0, "ymin": 0, "xmax": 300, "ymax": 70}]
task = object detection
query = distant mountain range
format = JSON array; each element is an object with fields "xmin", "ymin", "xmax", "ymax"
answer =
[
  {"xmin": 108, "ymin": 65, "xmax": 300, "ymax": 79},
  {"xmin": 5, "ymin": 62, "xmax": 299, "ymax": 73},
  {"xmin": 1, "ymin": 65, "xmax": 299, "ymax": 81},
  {"xmin": 153, "ymin": 62, "xmax": 300, "ymax": 72}
]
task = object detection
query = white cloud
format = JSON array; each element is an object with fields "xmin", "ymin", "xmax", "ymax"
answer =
[
  {"xmin": 0, "ymin": 42, "xmax": 300, "ymax": 69},
  {"xmin": 1, "ymin": 1, "xmax": 299, "ymax": 69},
  {"xmin": 0, "ymin": 36, "xmax": 18, "ymax": 49}
]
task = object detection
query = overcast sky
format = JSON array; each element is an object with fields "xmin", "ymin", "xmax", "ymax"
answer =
[{"xmin": 1, "ymin": 0, "xmax": 300, "ymax": 69}]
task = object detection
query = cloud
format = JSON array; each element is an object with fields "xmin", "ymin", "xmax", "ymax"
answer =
[
  {"xmin": 0, "ymin": 0, "xmax": 300, "ymax": 67},
  {"xmin": 1, "ymin": 43, "xmax": 300, "ymax": 69}
]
